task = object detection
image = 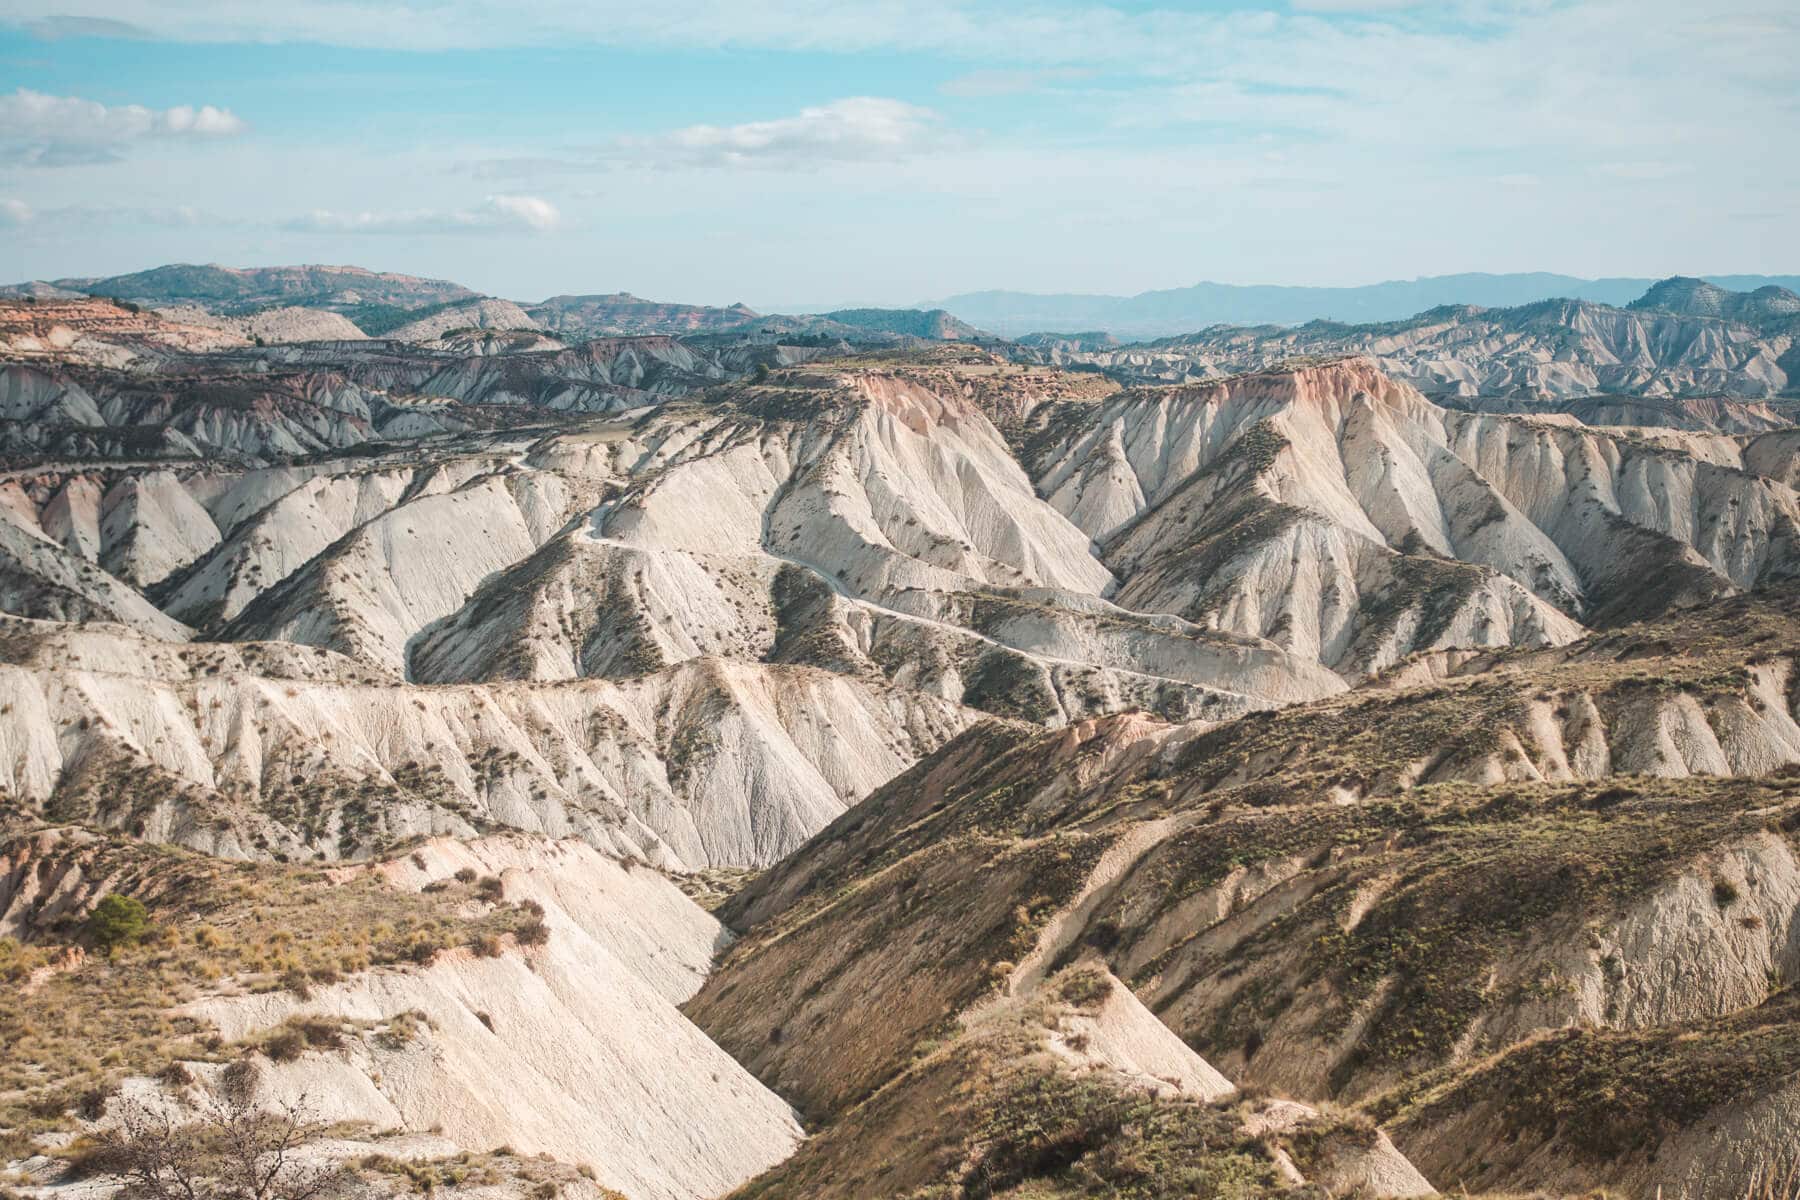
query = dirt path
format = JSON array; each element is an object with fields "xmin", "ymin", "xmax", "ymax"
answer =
[{"xmin": 961, "ymin": 814, "xmax": 1179, "ymax": 1027}]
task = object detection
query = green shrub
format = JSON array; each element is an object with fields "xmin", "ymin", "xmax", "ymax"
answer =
[{"xmin": 87, "ymin": 896, "xmax": 149, "ymax": 953}]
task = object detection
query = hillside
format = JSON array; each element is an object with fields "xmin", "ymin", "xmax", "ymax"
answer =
[
  {"xmin": 45, "ymin": 264, "xmax": 479, "ymax": 314},
  {"xmin": 1630, "ymin": 275, "xmax": 1800, "ymax": 327},
  {"xmin": 528, "ymin": 293, "xmax": 761, "ymax": 337},
  {"xmin": 812, "ymin": 307, "xmax": 986, "ymax": 340},
  {"xmin": 381, "ymin": 298, "xmax": 541, "ymax": 342},
  {"xmin": 0, "ymin": 828, "xmax": 801, "ymax": 1199},
  {"xmin": 2, "ymin": 279, "xmax": 1799, "ymax": 1200},
  {"xmin": 0, "ymin": 298, "xmax": 250, "ymax": 367},
  {"xmin": 151, "ymin": 304, "xmax": 370, "ymax": 344},
  {"xmin": 693, "ymin": 589, "xmax": 1800, "ymax": 1198}
]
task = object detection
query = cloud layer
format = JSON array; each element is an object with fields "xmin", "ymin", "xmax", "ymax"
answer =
[
  {"xmin": 0, "ymin": 1, "xmax": 1793, "ymax": 299},
  {"xmin": 11, "ymin": 1, "xmax": 1774, "ymax": 187},
  {"xmin": 0, "ymin": 88, "xmax": 246, "ymax": 167}
]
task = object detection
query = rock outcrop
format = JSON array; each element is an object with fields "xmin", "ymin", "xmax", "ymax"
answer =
[
  {"xmin": 153, "ymin": 304, "xmax": 370, "ymax": 344},
  {"xmin": 382, "ymin": 299, "xmax": 540, "ymax": 343}
]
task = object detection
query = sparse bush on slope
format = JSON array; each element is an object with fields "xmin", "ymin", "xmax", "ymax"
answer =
[
  {"xmin": 86, "ymin": 894, "xmax": 149, "ymax": 953},
  {"xmin": 0, "ymin": 829, "xmax": 539, "ymax": 1157}
]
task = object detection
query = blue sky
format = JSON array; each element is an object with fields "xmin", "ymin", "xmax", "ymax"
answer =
[{"xmin": 0, "ymin": 1, "xmax": 1795, "ymax": 307}]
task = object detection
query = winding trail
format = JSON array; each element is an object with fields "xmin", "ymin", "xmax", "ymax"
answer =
[{"xmin": 758, "ymin": 541, "xmax": 1258, "ymax": 704}]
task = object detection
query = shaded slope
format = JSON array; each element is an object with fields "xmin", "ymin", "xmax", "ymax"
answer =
[{"xmin": 693, "ymin": 591, "xmax": 1800, "ymax": 1199}]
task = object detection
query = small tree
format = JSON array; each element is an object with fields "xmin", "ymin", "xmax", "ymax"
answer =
[
  {"xmin": 88, "ymin": 895, "xmax": 149, "ymax": 954},
  {"xmin": 752, "ymin": 362, "xmax": 771, "ymax": 384},
  {"xmin": 93, "ymin": 1088, "xmax": 352, "ymax": 1200}
]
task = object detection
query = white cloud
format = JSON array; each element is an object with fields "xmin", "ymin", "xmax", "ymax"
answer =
[
  {"xmin": 0, "ymin": 89, "xmax": 246, "ymax": 140},
  {"xmin": 485, "ymin": 194, "xmax": 562, "ymax": 229},
  {"xmin": 462, "ymin": 97, "xmax": 949, "ymax": 177},
  {"xmin": 0, "ymin": 88, "xmax": 247, "ymax": 167},
  {"xmin": 284, "ymin": 194, "xmax": 562, "ymax": 235},
  {"xmin": 618, "ymin": 98, "xmax": 947, "ymax": 169},
  {"xmin": 0, "ymin": 198, "xmax": 32, "ymax": 226},
  {"xmin": 5, "ymin": 5, "xmax": 1794, "ymax": 180}
]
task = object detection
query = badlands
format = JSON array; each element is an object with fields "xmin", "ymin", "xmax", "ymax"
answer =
[{"xmin": 2, "ymin": 266, "xmax": 1799, "ymax": 1199}]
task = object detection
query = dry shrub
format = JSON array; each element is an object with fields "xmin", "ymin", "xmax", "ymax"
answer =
[
  {"xmin": 291, "ymin": 1019, "xmax": 343, "ymax": 1050},
  {"xmin": 263, "ymin": 1030, "xmax": 305, "ymax": 1063}
]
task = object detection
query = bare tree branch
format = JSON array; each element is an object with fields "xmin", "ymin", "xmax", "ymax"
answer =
[{"xmin": 98, "ymin": 1088, "xmax": 353, "ymax": 1200}]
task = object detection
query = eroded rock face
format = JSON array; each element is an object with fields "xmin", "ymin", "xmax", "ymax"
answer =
[
  {"xmin": 1027, "ymin": 359, "xmax": 1800, "ymax": 666},
  {"xmin": 0, "ymin": 299, "xmax": 251, "ymax": 367},
  {"xmin": 0, "ymin": 354, "xmax": 1794, "ymax": 875},
  {"xmin": 0, "ymin": 616, "xmax": 982, "ymax": 868},
  {"xmin": 186, "ymin": 835, "xmax": 804, "ymax": 1200},
  {"xmin": 1, "ymin": 828, "xmax": 803, "ymax": 1200}
]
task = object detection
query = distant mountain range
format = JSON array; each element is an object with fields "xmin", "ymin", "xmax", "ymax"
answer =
[
  {"xmin": 1013, "ymin": 281, "xmax": 1800, "ymax": 401},
  {"xmin": 13, "ymin": 262, "xmax": 1800, "ymax": 346},
  {"xmin": 0, "ymin": 264, "xmax": 980, "ymax": 345},
  {"xmin": 929, "ymin": 272, "xmax": 1800, "ymax": 338}
]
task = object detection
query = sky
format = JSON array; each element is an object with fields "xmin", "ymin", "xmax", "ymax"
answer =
[{"xmin": 0, "ymin": 1, "xmax": 1795, "ymax": 308}]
